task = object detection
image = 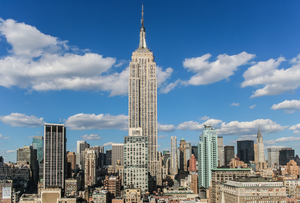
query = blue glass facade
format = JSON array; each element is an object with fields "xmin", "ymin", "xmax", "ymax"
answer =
[{"xmin": 32, "ymin": 136, "xmax": 43, "ymax": 163}]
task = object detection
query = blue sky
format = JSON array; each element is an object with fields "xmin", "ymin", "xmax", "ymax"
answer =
[{"xmin": 1, "ymin": 0, "xmax": 300, "ymax": 162}]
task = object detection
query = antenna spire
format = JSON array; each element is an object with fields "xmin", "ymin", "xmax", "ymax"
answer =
[
  {"xmin": 141, "ymin": 4, "xmax": 144, "ymax": 28},
  {"xmin": 139, "ymin": 4, "xmax": 147, "ymax": 49}
]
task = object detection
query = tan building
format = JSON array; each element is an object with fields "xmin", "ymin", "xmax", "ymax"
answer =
[
  {"xmin": 283, "ymin": 179, "xmax": 300, "ymax": 198},
  {"xmin": 179, "ymin": 139, "xmax": 187, "ymax": 172},
  {"xmin": 229, "ymin": 158, "xmax": 247, "ymax": 168},
  {"xmin": 67, "ymin": 152, "xmax": 76, "ymax": 170},
  {"xmin": 19, "ymin": 194, "xmax": 41, "ymax": 203},
  {"xmin": 112, "ymin": 197, "xmax": 124, "ymax": 203},
  {"xmin": 65, "ymin": 178, "xmax": 80, "ymax": 197},
  {"xmin": 190, "ymin": 173, "xmax": 198, "ymax": 194},
  {"xmin": 286, "ymin": 160, "xmax": 299, "ymax": 176},
  {"xmin": 125, "ymin": 189, "xmax": 141, "ymax": 203},
  {"xmin": 104, "ymin": 176, "xmax": 121, "ymax": 198},
  {"xmin": 92, "ymin": 189, "xmax": 108, "ymax": 203},
  {"xmin": 41, "ymin": 187, "xmax": 61, "ymax": 203},
  {"xmin": 220, "ymin": 177, "xmax": 286, "ymax": 203},
  {"xmin": 84, "ymin": 149, "xmax": 97, "ymax": 188},
  {"xmin": 211, "ymin": 168, "xmax": 251, "ymax": 203},
  {"xmin": 296, "ymin": 185, "xmax": 300, "ymax": 202}
]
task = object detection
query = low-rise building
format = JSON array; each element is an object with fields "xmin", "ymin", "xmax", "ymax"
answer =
[
  {"xmin": 220, "ymin": 177, "xmax": 286, "ymax": 203},
  {"xmin": 65, "ymin": 178, "xmax": 80, "ymax": 197},
  {"xmin": 125, "ymin": 189, "xmax": 141, "ymax": 203}
]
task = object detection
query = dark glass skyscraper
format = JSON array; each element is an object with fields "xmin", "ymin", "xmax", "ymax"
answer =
[
  {"xmin": 279, "ymin": 148, "xmax": 294, "ymax": 165},
  {"xmin": 237, "ymin": 140, "xmax": 254, "ymax": 164},
  {"xmin": 224, "ymin": 146, "xmax": 235, "ymax": 167}
]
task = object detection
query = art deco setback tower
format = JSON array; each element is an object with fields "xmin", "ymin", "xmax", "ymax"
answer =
[{"xmin": 128, "ymin": 5, "xmax": 157, "ymax": 176}]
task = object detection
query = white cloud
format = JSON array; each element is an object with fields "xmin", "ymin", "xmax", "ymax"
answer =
[
  {"xmin": 158, "ymin": 123, "xmax": 176, "ymax": 132},
  {"xmin": 6, "ymin": 150, "xmax": 16, "ymax": 153},
  {"xmin": 265, "ymin": 137, "xmax": 300, "ymax": 145},
  {"xmin": 81, "ymin": 134, "xmax": 101, "ymax": 140},
  {"xmin": 265, "ymin": 145, "xmax": 286, "ymax": 149},
  {"xmin": 160, "ymin": 79, "xmax": 181, "ymax": 94},
  {"xmin": 271, "ymin": 99, "xmax": 300, "ymax": 114},
  {"xmin": 236, "ymin": 134, "xmax": 257, "ymax": 141},
  {"xmin": 0, "ymin": 113, "xmax": 44, "ymax": 127},
  {"xmin": 177, "ymin": 119, "xmax": 223, "ymax": 131},
  {"xmin": 242, "ymin": 55, "xmax": 300, "ymax": 97},
  {"xmin": 182, "ymin": 52, "xmax": 255, "ymax": 86},
  {"xmin": 158, "ymin": 135, "xmax": 168, "ymax": 139},
  {"xmin": 249, "ymin": 104, "xmax": 256, "ymax": 109},
  {"xmin": 289, "ymin": 123, "xmax": 300, "ymax": 133},
  {"xmin": 178, "ymin": 118, "xmax": 287, "ymax": 136},
  {"xmin": 156, "ymin": 66, "xmax": 173, "ymax": 87},
  {"xmin": 103, "ymin": 142, "xmax": 118, "ymax": 147},
  {"xmin": 65, "ymin": 113, "xmax": 128, "ymax": 130},
  {"xmin": 0, "ymin": 134, "xmax": 10, "ymax": 139},
  {"xmin": 230, "ymin": 103, "xmax": 239, "ymax": 107},
  {"xmin": 200, "ymin": 116, "xmax": 210, "ymax": 120}
]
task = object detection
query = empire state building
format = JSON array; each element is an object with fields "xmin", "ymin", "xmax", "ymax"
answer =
[{"xmin": 128, "ymin": 5, "xmax": 158, "ymax": 176}]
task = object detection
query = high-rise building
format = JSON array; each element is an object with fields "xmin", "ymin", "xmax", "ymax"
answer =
[
  {"xmin": 67, "ymin": 152, "xmax": 76, "ymax": 170},
  {"xmin": 256, "ymin": 128, "xmax": 265, "ymax": 162},
  {"xmin": 90, "ymin": 146, "xmax": 104, "ymax": 169},
  {"xmin": 106, "ymin": 149, "xmax": 112, "ymax": 166},
  {"xmin": 198, "ymin": 124, "xmax": 218, "ymax": 189},
  {"xmin": 237, "ymin": 140, "xmax": 254, "ymax": 164},
  {"xmin": 279, "ymin": 148, "xmax": 295, "ymax": 166},
  {"xmin": 179, "ymin": 138, "xmax": 187, "ymax": 172},
  {"xmin": 192, "ymin": 146, "xmax": 198, "ymax": 160},
  {"xmin": 186, "ymin": 142, "xmax": 192, "ymax": 162},
  {"xmin": 44, "ymin": 123, "xmax": 66, "ymax": 189},
  {"xmin": 224, "ymin": 146, "xmax": 234, "ymax": 167},
  {"xmin": 32, "ymin": 136, "xmax": 43, "ymax": 163},
  {"xmin": 84, "ymin": 149, "xmax": 97, "ymax": 188},
  {"xmin": 112, "ymin": 144, "xmax": 124, "ymax": 168},
  {"xmin": 189, "ymin": 154, "xmax": 196, "ymax": 172},
  {"xmin": 217, "ymin": 137, "xmax": 224, "ymax": 167},
  {"xmin": 170, "ymin": 136, "xmax": 178, "ymax": 175},
  {"xmin": 268, "ymin": 148, "xmax": 280, "ymax": 168},
  {"xmin": 128, "ymin": 5, "xmax": 157, "ymax": 176},
  {"xmin": 76, "ymin": 141, "xmax": 90, "ymax": 169},
  {"xmin": 123, "ymin": 135, "xmax": 148, "ymax": 192}
]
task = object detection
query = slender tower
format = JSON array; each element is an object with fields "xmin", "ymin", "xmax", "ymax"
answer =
[
  {"xmin": 257, "ymin": 127, "xmax": 265, "ymax": 162},
  {"xmin": 128, "ymin": 5, "xmax": 157, "ymax": 176}
]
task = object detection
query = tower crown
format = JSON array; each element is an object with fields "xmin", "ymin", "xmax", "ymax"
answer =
[{"xmin": 139, "ymin": 5, "xmax": 147, "ymax": 49}]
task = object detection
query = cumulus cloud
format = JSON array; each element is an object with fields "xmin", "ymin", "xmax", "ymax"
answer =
[
  {"xmin": 0, "ymin": 134, "xmax": 10, "ymax": 139},
  {"xmin": 103, "ymin": 142, "xmax": 118, "ymax": 146},
  {"xmin": 158, "ymin": 135, "xmax": 168, "ymax": 139},
  {"xmin": 182, "ymin": 52, "xmax": 255, "ymax": 86},
  {"xmin": 0, "ymin": 113, "xmax": 44, "ymax": 127},
  {"xmin": 265, "ymin": 137, "xmax": 300, "ymax": 145},
  {"xmin": 200, "ymin": 116, "xmax": 210, "ymax": 120},
  {"xmin": 0, "ymin": 19, "xmax": 175, "ymax": 96},
  {"xmin": 177, "ymin": 119, "xmax": 223, "ymax": 131},
  {"xmin": 6, "ymin": 150, "xmax": 16, "ymax": 153},
  {"xmin": 160, "ymin": 79, "xmax": 181, "ymax": 94},
  {"xmin": 81, "ymin": 134, "xmax": 101, "ymax": 140},
  {"xmin": 242, "ymin": 55, "xmax": 300, "ymax": 97},
  {"xmin": 230, "ymin": 103, "xmax": 239, "ymax": 107},
  {"xmin": 271, "ymin": 99, "xmax": 300, "ymax": 114},
  {"xmin": 158, "ymin": 123, "xmax": 176, "ymax": 132},
  {"xmin": 249, "ymin": 105, "xmax": 256, "ymax": 109},
  {"xmin": 178, "ymin": 118, "xmax": 287, "ymax": 136},
  {"xmin": 65, "ymin": 113, "xmax": 128, "ymax": 130},
  {"xmin": 289, "ymin": 123, "xmax": 300, "ymax": 133}
]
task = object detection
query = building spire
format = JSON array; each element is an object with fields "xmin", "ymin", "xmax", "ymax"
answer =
[{"xmin": 139, "ymin": 4, "xmax": 147, "ymax": 49}]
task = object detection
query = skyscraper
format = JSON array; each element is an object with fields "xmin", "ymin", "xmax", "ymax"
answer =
[
  {"xmin": 268, "ymin": 148, "xmax": 280, "ymax": 168},
  {"xmin": 179, "ymin": 139, "xmax": 187, "ymax": 172},
  {"xmin": 217, "ymin": 136, "xmax": 224, "ymax": 167},
  {"xmin": 44, "ymin": 123, "xmax": 66, "ymax": 189},
  {"xmin": 279, "ymin": 148, "xmax": 295, "ymax": 165},
  {"xmin": 84, "ymin": 149, "xmax": 97, "ymax": 188},
  {"xmin": 224, "ymin": 146, "xmax": 235, "ymax": 167},
  {"xmin": 170, "ymin": 136, "xmax": 178, "ymax": 175},
  {"xmin": 237, "ymin": 140, "xmax": 254, "ymax": 164},
  {"xmin": 128, "ymin": 5, "xmax": 157, "ymax": 176},
  {"xmin": 76, "ymin": 141, "xmax": 90, "ymax": 169},
  {"xmin": 257, "ymin": 128, "xmax": 265, "ymax": 162},
  {"xmin": 106, "ymin": 149, "xmax": 112, "ymax": 166},
  {"xmin": 198, "ymin": 124, "xmax": 218, "ymax": 189},
  {"xmin": 32, "ymin": 136, "xmax": 43, "ymax": 163},
  {"xmin": 112, "ymin": 143, "xmax": 124, "ymax": 168}
]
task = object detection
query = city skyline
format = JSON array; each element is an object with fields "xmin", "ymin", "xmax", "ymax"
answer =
[{"xmin": 1, "ymin": 0, "xmax": 300, "ymax": 162}]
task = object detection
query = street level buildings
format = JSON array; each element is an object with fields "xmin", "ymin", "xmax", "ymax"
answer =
[
  {"xmin": 44, "ymin": 123, "xmax": 66, "ymax": 189},
  {"xmin": 198, "ymin": 124, "xmax": 218, "ymax": 189}
]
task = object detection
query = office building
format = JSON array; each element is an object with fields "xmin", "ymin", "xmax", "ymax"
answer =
[
  {"xmin": 186, "ymin": 142, "xmax": 192, "ymax": 162},
  {"xmin": 189, "ymin": 154, "xmax": 196, "ymax": 172},
  {"xmin": 198, "ymin": 124, "xmax": 218, "ymax": 189},
  {"xmin": 128, "ymin": 5, "xmax": 158, "ymax": 176},
  {"xmin": 211, "ymin": 168, "xmax": 251, "ymax": 203},
  {"xmin": 179, "ymin": 138, "xmax": 187, "ymax": 172},
  {"xmin": 76, "ymin": 141, "xmax": 90, "ymax": 169},
  {"xmin": 67, "ymin": 152, "xmax": 76, "ymax": 170},
  {"xmin": 65, "ymin": 178, "xmax": 80, "ymax": 197},
  {"xmin": 217, "ymin": 136, "xmax": 224, "ymax": 167},
  {"xmin": 256, "ymin": 128, "xmax": 265, "ymax": 162},
  {"xmin": 170, "ymin": 136, "xmax": 178, "ymax": 175},
  {"xmin": 44, "ymin": 123, "xmax": 66, "ymax": 189},
  {"xmin": 237, "ymin": 140, "xmax": 254, "ymax": 164},
  {"xmin": 104, "ymin": 176, "xmax": 121, "ymax": 198},
  {"xmin": 32, "ymin": 136, "xmax": 43, "ymax": 163},
  {"xmin": 192, "ymin": 146, "xmax": 198, "ymax": 160},
  {"xmin": 224, "ymin": 146, "xmax": 234, "ymax": 167},
  {"xmin": 112, "ymin": 144, "xmax": 124, "ymax": 168},
  {"xmin": 220, "ymin": 177, "xmax": 286, "ymax": 203},
  {"xmin": 124, "ymin": 135, "xmax": 148, "ymax": 193},
  {"xmin": 90, "ymin": 145, "xmax": 104, "ymax": 169},
  {"xmin": 106, "ymin": 149, "xmax": 112, "ymax": 166},
  {"xmin": 84, "ymin": 149, "xmax": 97, "ymax": 188},
  {"xmin": 280, "ymin": 148, "xmax": 295, "ymax": 165},
  {"xmin": 268, "ymin": 148, "xmax": 280, "ymax": 168}
]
